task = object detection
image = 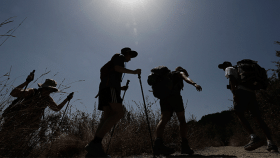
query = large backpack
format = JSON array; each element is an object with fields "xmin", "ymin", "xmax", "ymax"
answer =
[
  {"xmin": 147, "ymin": 66, "xmax": 173, "ymax": 99},
  {"xmin": 100, "ymin": 53, "xmax": 120, "ymax": 81},
  {"xmin": 236, "ymin": 59, "xmax": 268, "ymax": 90},
  {"xmin": 2, "ymin": 89, "xmax": 39, "ymax": 118}
]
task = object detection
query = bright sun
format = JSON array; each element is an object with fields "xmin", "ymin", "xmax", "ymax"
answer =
[{"xmin": 115, "ymin": 0, "xmax": 146, "ymax": 7}]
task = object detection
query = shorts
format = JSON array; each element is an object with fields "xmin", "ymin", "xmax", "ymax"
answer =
[
  {"xmin": 98, "ymin": 87, "xmax": 122, "ymax": 111},
  {"xmin": 159, "ymin": 94, "xmax": 184, "ymax": 113},
  {"xmin": 233, "ymin": 89, "xmax": 260, "ymax": 116}
]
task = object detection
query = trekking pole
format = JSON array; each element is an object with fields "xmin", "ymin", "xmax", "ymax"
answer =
[
  {"xmin": 19, "ymin": 70, "xmax": 35, "ymax": 104},
  {"xmin": 59, "ymin": 92, "xmax": 74, "ymax": 127},
  {"xmin": 49, "ymin": 92, "xmax": 74, "ymax": 140},
  {"xmin": 37, "ymin": 92, "xmax": 74, "ymax": 155},
  {"xmin": 24, "ymin": 70, "xmax": 35, "ymax": 91},
  {"xmin": 138, "ymin": 74, "xmax": 155, "ymax": 158},
  {"xmin": 106, "ymin": 80, "xmax": 130, "ymax": 154}
]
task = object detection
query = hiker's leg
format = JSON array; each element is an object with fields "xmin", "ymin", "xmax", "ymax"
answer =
[
  {"xmin": 95, "ymin": 103, "xmax": 125, "ymax": 138},
  {"xmin": 233, "ymin": 90, "xmax": 255, "ymax": 135},
  {"xmin": 234, "ymin": 110, "xmax": 254, "ymax": 134},
  {"xmin": 156, "ymin": 111, "xmax": 172, "ymax": 138},
  {"xmin": 94, "ymin": 106, "xmax": 115, "ymax": 138},
  {"xmin": 176, "ymin": 111, "xmax": 188, "ymax": 139},
  {"xmin": 254, "ymin": 115, "xmax": 272, "ymax": 140},
  {"xmin": 251, "ymin": 109, "xmax": 272, "ymax": 140},
  {"xmin": 249, "ymin": 94, "xmax": 273, "ymax": 141}
]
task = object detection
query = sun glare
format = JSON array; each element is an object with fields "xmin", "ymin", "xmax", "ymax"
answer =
[{"xmin": 115, "ymin": 0, "xmax": 146, "ymax": 7}]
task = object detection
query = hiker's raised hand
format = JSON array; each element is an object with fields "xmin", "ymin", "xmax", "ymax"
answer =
[
  {"xmin": 26, "ymin": 70, "xmax": 35, "ymax": 83},
  {"xmin": 67, "ymin": 92, "xmax": 74, "ymax": 101},
  {"xmin": 134, "ymin": 69, "xmax": 141, "ymax": 75},
  {"xmin": 121, "ymin": 86, "xmax": 128, "ymax": 91},
  {"xmin": 195, "ymin": 84, "xmax": 202, "ymax": 92}
]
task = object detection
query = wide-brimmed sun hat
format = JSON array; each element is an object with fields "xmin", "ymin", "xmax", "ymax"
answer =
[
  {"xmin": 121, "ymin": 47, "xmax": 138, "ymax": 58},
  {"xmin": 38, "ymin": 79, "xmax": 59, "ymax": 92},
  {"xmin": 218, "ymin": 61, "xmax": 232, "ymax": 69}
]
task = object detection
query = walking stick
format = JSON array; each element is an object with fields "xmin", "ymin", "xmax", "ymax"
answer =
[
  {"xmin": 138, "ymin": 74, "xmax": 155, "ymax": 158},
  {"xmin": 49, "ymin": 92, "xmax": 74, "ymax": 138},
  {"xmin": 19, "ymin": 70, "xmax": 35, "ymax": 104},
  {"xmin": 106, "ymin": 80, "xmax": 130, "ymax": 154},
  {"xmin": 58, "ymin": 92, "xmax": 74, "ymax": 129}
]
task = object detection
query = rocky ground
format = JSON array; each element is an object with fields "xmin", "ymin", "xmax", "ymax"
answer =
[{"xmin": 120, "ymin": 146, "xmax": 280, "ymax": 158}]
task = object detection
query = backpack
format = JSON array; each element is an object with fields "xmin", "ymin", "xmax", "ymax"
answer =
[
  {"xmin": 147, "ymin": 66, "xmax": 173, "ymax": 99},
  {"xmin": 236, "ymin": 59, "xmax": 268, "ymax": 90},
  {"xmin": 2, "ymin": 89, "xmax": 39, "ymax": 118},
  {"xmin": 100, "ymin": 53, "xmax": 120, "ymax": 81}
]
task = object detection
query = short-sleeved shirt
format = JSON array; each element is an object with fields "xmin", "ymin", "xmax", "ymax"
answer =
[
  {"xmin": 225, "ymin": 67, "xmax": 238, "ymax": 79},
  {"xmin": 225, "ymin": 67, "xmax": 254, "ymax": 92},
  {"xmin": 99, "ymin": 54, "xmax": 125, "ymax": 91}
]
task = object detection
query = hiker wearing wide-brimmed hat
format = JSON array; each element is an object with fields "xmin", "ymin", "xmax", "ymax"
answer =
[
  {"xmin": 0, "ymin": 71, "xmax": 74, "ymax": 157},
  {"xmin": 85, "ymin": 47, "xmax": 141, "ymax": 158},
  {"xmin": 218, "ymin": 60, "xmax": 278, "ymax": 153}
]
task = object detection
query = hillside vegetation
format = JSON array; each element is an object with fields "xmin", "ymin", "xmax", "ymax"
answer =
[{"xmin": 0, "ymin": 50, "xmax": 280, "ymax": 157}]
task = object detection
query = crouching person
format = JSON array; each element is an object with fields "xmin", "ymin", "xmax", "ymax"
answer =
[
  {"xmin": 0, "ymin": 71, "xmax": 73, "ymax": 157},
  {"xmin": 148, "ymin": 66, "xmax": 202, "ymax": 156},
  {"xmin": 85, "ymin": 47, "xmax": 141, "ymax": 158},
  {"xmin": 218, "ymin": 60, "xmax": 278, "ymax": 152}
]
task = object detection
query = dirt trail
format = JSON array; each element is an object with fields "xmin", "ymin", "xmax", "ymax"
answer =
[{"xmin": 122, "ymin": 146, "xmax": 279, "ymax": 158}]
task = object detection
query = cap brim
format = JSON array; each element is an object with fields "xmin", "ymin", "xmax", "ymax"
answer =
[
  {"xmin": 130, "ymin": 51, "xmax": 138, "ymax": 58},
  {"xmin": 218, "ymin": 64, "xmax": 225, "ymax": 69}
]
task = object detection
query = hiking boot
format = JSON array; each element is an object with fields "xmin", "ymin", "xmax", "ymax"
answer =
[
  {"xmin": 181, "ymin": 141, "xmax": 194, "ymax": 155},
  {"xmin": 153, "ymin": 138, "xmax": 175, "ymax": 156},
  {"xmin": 244, "ymin": 136, "xmax": 263, "ymax": 151},
  {"xmin": 267, "ymin": 144, "xmax": 279, "ymax": 153},
  {"xmin": 85, "ymin": 142, "xmax": 110, "ymax": 157}
]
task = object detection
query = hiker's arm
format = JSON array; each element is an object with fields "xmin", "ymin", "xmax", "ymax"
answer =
[
  {"xmin": 10, "ymin": 81, "xmax": 34, "ymax": 97},
  {"xmin": 180, "ymin": 72, "xmax": 202, "ymax": 91},
  {"xmin": 121, "ymin": 86, "xmax": 128, "ymax": 90},
  {"xmin": 115, "ymin": 65, "xmax": 141, "ymax": 74},
  {"xmin": 48, "ymin": 93, "xmax": 73, "ymax": 111},
  {"xmin": 229, "ymin": 76, "xmax": 238, "ymax": 93},
  {"xmin": 48, "ymin": 97, "xmax": 68, "ymax": 112}
]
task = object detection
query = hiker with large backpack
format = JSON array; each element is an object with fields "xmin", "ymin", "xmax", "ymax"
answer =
[
  {"xmin": 147, "ymin": 66, "xmax": 202, "ymax": 156},
  {"xmin": 85, "ymin": 47, "xmax": 141, "ymax": 158},
  {"xmin": 0, "ymin": 71, "xmax": 74, "ymax": 157},
  {"xmin": 218, "ymin": 60, "xmax": 278, "ymax": 152}
]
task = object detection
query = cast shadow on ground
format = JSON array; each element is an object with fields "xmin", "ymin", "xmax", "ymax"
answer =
[{"xmin": 166, "ymin": 154, "xmax": 237, "ymax": 158}]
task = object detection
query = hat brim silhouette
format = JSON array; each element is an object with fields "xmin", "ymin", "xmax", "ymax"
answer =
[
  {"xmin": 121, "ymin": 47, "xmax": 138, "ymax": 58},
  {"xmin": 38, "ymin": 83, "xmax": 59, "ymax": 92},
  {"xmin": 218, "ymin": 62, "xmax": 232, "ymax": 69},
  {"xmin": 129, "ymin": 51, "xmax": 138, "ymax": 58}
]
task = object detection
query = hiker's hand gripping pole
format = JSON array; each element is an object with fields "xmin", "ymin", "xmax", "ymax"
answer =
[
  {"xmin": 24, "ymin": 70, "xmax": 35, "ymax": 91},
  {"xmin": 18, "ymin": 70, "xmax": 35, "ymax": 104},
  {"xmin": 138, "ymin": 74, "xmax": 155, "ymax": 158},
  {"xmin": 106, "ymin": 80, "xmax": 130, "ymax": 154},
  {"xmin": 122, "ymin": 80, "xmax": 130, "ymax": 99}
]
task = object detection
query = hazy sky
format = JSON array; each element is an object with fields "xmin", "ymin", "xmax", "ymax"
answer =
[{"xmin": 1, "ymin": 0, "xmax": 280, "ymax": 120}]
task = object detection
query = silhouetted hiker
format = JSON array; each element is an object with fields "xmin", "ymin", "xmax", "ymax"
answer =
[
  {"xmin": 85, "ymin": 47, "xmax": 141, "ymax": 158},
  {"xmin": 218, "ymin": 60, "xmax": 278, "ymax": 152},
  {"xmin": 0, "ymin": 72, "xmax": 73, "ymax": 156},
  {"xmin": 147, "ymin": 66, "xmax": 202, "ymax": 156}
]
